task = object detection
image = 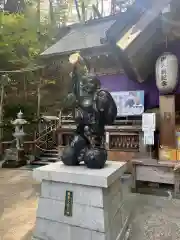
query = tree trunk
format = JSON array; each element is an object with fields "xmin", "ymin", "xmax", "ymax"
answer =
[
  {"xmin": 81, "ymin": 2, "xmax": 85, "ymax": 22},
  {"xmin": 101, "ymin": 0, "xmax": 104, "ymax": 16},
  {"xmin": 0, "ymin": 84, "xmax": 4, "ymax": 141},
  {"xmin": 37, "ymin": 82, "xmax": 41, "ymax": 119},
  {"xmin": 37, "ymin": 0, "xmax": 40, "ymax": 24},
  {"xmin": 111, "ymin": 0, "xmax": 115, "ymax": 15},
  {"xmin": 23, "ymin": 74, "xmax": 28, "ymax": 101},
  {"xmin": 49, "ymin": 0, "xmax": 56, "ymax": 26},
  {"xmin": 74, "ymin": 0, "xmax": 81, "ymax": 22}
]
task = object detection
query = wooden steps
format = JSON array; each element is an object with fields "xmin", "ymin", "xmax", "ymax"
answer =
[{"xmin": 31, "ymin": 149, "xmax": 60, "ymax": 166}]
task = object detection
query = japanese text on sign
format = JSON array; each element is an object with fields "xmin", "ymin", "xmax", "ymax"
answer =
[
  {"xmin": 64, "ymin": 190, "xmax": 73, "ymax": 217},
  {"xmin": 160, "ymin": 56, "xmax": 168, "ymax": 87}
]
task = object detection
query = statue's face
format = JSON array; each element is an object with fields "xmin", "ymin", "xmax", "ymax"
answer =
[{"xmin": 82, "ymin": 75, "xmax": 100, "ymax": 94}]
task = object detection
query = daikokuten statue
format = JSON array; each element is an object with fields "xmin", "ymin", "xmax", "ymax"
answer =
[{"xmin": 61, "ymin": 53, "xmax": 117, "ymax": 169}]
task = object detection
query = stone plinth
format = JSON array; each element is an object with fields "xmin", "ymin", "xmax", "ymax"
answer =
[
  {"xmin": 2, "ymin": 148, "xmax": 26, "ymax": 168},
  {"xmin": 33, "ymin": 161, "xmax": 131, "ymax": 240}
]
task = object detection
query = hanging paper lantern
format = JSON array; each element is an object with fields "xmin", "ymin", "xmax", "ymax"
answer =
[{"xmin": 155, "ymin": 52, "xmax": 179, "ymax": 93}]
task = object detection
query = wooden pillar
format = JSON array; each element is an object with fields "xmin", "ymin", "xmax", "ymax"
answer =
[
  {"xmin": 159, "ymin": 95, "xmax": 176, "ymax": 148},
  {"xmin": 57, "ymin": 130, "xmax": 63, "ymax": 146}
]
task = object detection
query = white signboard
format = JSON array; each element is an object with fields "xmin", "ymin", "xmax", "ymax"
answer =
[
  {"xmin": 144, "ymin": 131, "xmax": 154, "ymax": 145},
  {"xmin": 142, "ymin": 113, "xmax": 156, "ymax": 131},
  {"xmin": 110, "ymin": 91, "xmax": 144, "ymax": 116},
  {"xmin": 105, "ymin": 132, "xmax": 109, "ymax": 144}
]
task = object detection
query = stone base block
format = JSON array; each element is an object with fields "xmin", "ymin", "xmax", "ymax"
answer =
[
  {"xmin": 2, "ymin": 148, "xmax": 26, "ymax": 168},
  {"xmin": 33, "ymin": 161, "xmax": 132, "ymax": 240},
  {"xmin": 2, "ymin": 159, "xmax": 26, "ymax": 168}
]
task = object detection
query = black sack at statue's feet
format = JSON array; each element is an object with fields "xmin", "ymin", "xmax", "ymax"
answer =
[
  {"xmin": 61, "ymin": 135, "xmax": 87, "ymax": 166},
  {"xmin": 84, "ymin": 147, "xmax": 107, "ymax": 169},
  {"xmin": 61, "ymin": 145, "xmax": 79, "ymax": 166}
]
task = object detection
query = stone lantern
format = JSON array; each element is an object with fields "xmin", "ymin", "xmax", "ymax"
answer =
[
  {"xmin": 2, "ymin": 110, "xmax": 28, "ymax": 168},
  {"xmin": 12, "ymin": 110, "xmax": 27, "ymax": 150}
]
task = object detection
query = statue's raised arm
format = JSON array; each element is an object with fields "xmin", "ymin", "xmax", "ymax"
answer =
[{"xmin": 63, "ymin": 53, "xmax": 89, "ymax": 109}]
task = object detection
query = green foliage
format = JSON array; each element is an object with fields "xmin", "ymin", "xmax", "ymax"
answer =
[
  {"xmin": 0, "ymin": 11, "xmax": 54, "ymax": 71},
  {"xmin": 0, "ymin": 1, "xmax": 73, "ymax": 141},
  {"xmin": 4, "ymin": 102, "xmax": 36, "ymax": 121}
]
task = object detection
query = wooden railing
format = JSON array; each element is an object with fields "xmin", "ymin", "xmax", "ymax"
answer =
[
  {"xmin": 34, "ymin": 121, "xmax": 59, "ymax": 157},
  {"xmin": 0, "ymin": 113, "xmax": 74, "ymax": 156}
]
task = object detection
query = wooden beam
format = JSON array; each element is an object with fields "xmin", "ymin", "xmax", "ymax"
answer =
[{"xmin": 159, "ymin": 95, "xmax": 176, "ymax": 148}]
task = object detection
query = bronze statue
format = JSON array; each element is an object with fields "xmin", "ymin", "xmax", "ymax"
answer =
[{"xmin": 61, "ymin": 53, "xmax": 117, "ymax": 169}]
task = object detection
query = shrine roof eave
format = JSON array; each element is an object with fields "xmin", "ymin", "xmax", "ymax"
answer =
[
  {"xmin": 105, "ymin": 0, "xmax": 177, "ymax": 83},
  {"xmin": 40, "ymin": 18, "xmax": 116, "ymax": 58},
  {"xmin": 40, "ymin": 0, "xmax": 152, "ymax": 59},
  {"xmin": 40, "ymin": 44, "xmax": 112, "ymax": 60}
]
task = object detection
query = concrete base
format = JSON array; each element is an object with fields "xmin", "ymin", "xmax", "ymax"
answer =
[
  {"xmin": 2, "ymin": 148, "xmax": 26, "ymax": 168},
  {"xmin": 33, "ymin": 161, "xmax": 132, "ymax": 240},
  {"xmin": 2, "ymin": 160, "xmax": 26, "ymax": 168}
]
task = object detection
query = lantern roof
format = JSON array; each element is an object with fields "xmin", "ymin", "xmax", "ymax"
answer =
[
  {"xmin": 11, "ymin": 110, "xmax": 27, "ymax": 125},
  {"xmin": 11, "ymin": 118, "xmax": 27, "ymax": 125}
]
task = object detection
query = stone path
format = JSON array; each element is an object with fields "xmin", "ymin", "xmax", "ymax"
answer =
[
  {"xmin": 0, "ymin": 169, "xmax": 39, "ymax": 240},
  {"xmin": 130, "ymin": 194, "xmax": 180, "ymax": 240}
]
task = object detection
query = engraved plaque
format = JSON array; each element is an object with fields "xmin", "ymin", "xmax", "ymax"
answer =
[{"xmin": 64, "ymin": 190, "xmax": 73, "ymax": 217}]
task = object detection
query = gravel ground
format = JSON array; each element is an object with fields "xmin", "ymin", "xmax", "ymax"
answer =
[
  {"xmin": 130, "ymin": 194, "xmax": 180, "ymax": 240},
  {"xmin": 0, "ymin": 168, "xmax": 40, "ymax": 240}
]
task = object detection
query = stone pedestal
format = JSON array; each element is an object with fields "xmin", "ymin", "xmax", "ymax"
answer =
[
  {"xmin": 2, "ymin": 148, "xmax": 26, "ymax": 168},
  {"xmin": 33, "ymin": 161, "xmax": 132, "ymax": 240}
]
